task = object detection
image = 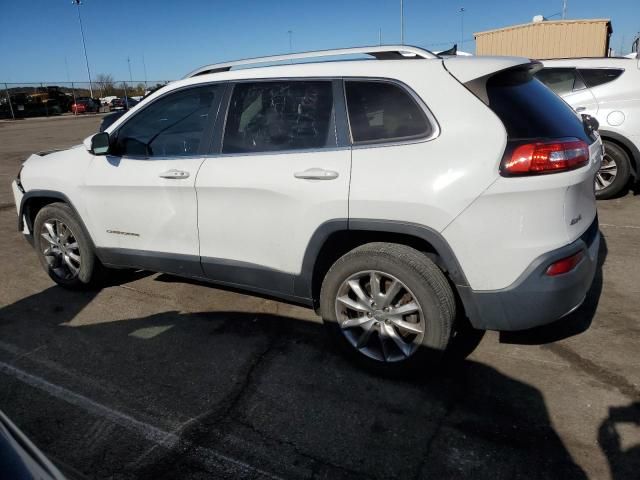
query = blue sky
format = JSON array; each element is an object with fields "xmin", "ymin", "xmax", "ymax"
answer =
[{"xmin": 1, "ymin": 0, "xmax": 638, "ymax": 83}]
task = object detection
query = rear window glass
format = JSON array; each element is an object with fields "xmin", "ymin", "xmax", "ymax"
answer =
[
  {"xmin": 345, "ymin": 81, "xmax": 431, "ymax": 143},
  {"xmin": 486, "ymin": 69, "xmax": 591, "ymax": 142},
  {"xmin": 577, "ymin": 68, "xmax": 624, "ymax": 88}
]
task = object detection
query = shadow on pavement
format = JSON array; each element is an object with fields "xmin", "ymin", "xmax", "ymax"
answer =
[
  {"xmin": 599, "ymin": 402, "xmax": 640, "ymax": 480},
  {"xmin": 0, "ymin": 282, "xmax": 591, "ymax": 479}
]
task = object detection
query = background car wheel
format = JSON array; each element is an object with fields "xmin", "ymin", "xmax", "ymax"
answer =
[
  {"xmin": 320, "ymin": 242, "xmax": 455, "ymax": 376},
  {"xmin": 596, "ymin": 141, "xmax": 631, "ymax": 200},
  {"xmin": 33, "ymin": 202, "xmax": 105, "ymax": 289}
]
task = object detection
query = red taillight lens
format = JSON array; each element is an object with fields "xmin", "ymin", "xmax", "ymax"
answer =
[
  {"xmin": 501, "ymin": 139, "xmax": 590, "ymax": 176},
  {"xmin": 545, "ymin": 251, "xmax": 584, "ymax": 276}
]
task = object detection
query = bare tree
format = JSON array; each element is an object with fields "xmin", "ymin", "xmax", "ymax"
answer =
[{"xmin": 95, "ymin": 73, "xmax": 115, "ymax": 97}]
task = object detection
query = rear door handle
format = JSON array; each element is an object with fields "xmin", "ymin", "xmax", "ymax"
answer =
[
  {"xmin": 575, "ymin": 106, "xmax": 586, "ymax": 112},
  {"xmin": 294, "ymin": 168, "xmax": 339, "ymax": 180},
  {"xmin": 159, "ymin": 169, "xmax": 190, "ymax": 179}
]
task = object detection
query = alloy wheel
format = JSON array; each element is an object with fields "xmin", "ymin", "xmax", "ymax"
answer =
[
  {"xmin": 335, "ymin": 270, "xmax": 425, "ymax": 362},
  {"xmin": 595, "ymin": 154, "xmax": 617, "ymax": 191},
  {"xmin": 40, "ymin": 219, "xmax": 81, "ymax": 280}
]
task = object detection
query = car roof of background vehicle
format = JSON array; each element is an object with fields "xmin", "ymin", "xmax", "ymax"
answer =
[{"xmin": 541, "ymin": 57, "xmax": 639, "ymax": 69}]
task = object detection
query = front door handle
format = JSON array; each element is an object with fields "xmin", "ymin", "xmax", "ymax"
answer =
[
  {"xmin": 159, "ymin": 169, "xmax": 190, "ymax": 179},
  {"xmin": 575, "ymin": 106, "xmax": 587, "ymax": 112},
  {"xmin": 294, "ymin": 168, "xmax": 339, "ymax": 180}
]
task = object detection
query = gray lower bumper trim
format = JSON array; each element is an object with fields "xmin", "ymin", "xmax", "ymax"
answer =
[{"xmin": 460, "ymin": 217, "xmax": 600, "ymax": 331}]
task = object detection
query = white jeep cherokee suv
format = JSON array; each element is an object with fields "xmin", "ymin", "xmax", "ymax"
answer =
[
  {"xmin": 12, "ymin": 46, "xmax": 602, "ymax": 371},
  {"xmin": 536, "ymin": 57, "xmax": 640, "ymax": 199}
]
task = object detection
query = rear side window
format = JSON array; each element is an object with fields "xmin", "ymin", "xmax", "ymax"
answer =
[
  {"xmin": 222, "ymin": 81, "xmax": 334, "ymax": 153},
  {"xmin": 486, "ymin": 69, "xmax": 591, "ymax": 142},
  {"xmin": 345, "ymin": 81, "xmax": 431, "ymax": 143},
  {"xmin": 577, "ymin": 68, "xmax": 624, "ymax": 88},
  {"xmin": 534, "ymin": 68, "xmax": 585, "ymax": 95}
]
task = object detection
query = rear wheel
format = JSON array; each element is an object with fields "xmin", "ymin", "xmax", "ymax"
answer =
[
  {"xmin": 33, "ymin": 203, "xmax": 105, "ymax": 289},
  {"xmin": 596, "ymin": 141, "xmax": 631, "ymax": 199},
  {"xmin": 320, "ymin": 243, "xmax": 455, "ymax": 375}
]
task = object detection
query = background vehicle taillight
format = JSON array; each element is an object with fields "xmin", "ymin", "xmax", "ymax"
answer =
[{"xmin": 501, "ymin": 138, "xmax": 590, "ymax": 176}]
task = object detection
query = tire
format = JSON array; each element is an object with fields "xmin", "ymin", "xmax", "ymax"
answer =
[
  {"xmin": 596, "ymin": 141, "xmax": 631, "ymax": 200},
  {"xmin": 33, "ymin": 202, "xmax": 105, "ymax": 289},
  {"xmin": 320, "ymin": 242, "xmax": 455, "ymax": 375}
]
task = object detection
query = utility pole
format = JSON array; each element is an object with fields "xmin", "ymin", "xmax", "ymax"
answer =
[
  {"xmin": 287, "ymin": 30, "xmax": 293, "ymax": 53},
  {"xmin": 379, "ymin": 28, "xmax": 382, "ymax": 46},
  {"xmin": 127, "ymin": 56, "xmax": 133, "ymax": 82},
  {"xmin": 73, "ymin": 0, "xmax": 93, "ymax": 98},
  {"xmin": 142, "ymin": 54, "xmax": 148, "ymax": 89},
  {"xmin": 459, "ymin": 7, "xmax": 465, "ymax": 51},
  {"xmin": 400, "ymin": 0, "xmax": 404, "ymax": 44},
  {"xmin": 562, "ymin": 0, "xmax": 567, "ymax": 20}
]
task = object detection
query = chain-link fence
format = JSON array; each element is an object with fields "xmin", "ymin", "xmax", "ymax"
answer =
[{"xmin": 1, "ymin": 80, "xmax": 173, "ymax": 120}]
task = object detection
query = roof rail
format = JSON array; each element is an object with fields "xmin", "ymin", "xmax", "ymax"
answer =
[{"xmin": 184, "ymin": 45, "xmax": 439, "ymax": 78}]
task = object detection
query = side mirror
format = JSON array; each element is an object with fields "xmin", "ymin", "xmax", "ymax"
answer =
[{"xmin": 90, "ymin": 132, "xmax": 110, "ymax": 155}]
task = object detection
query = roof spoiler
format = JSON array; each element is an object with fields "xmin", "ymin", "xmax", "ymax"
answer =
[{"xmin": 443, "ymin": 56, "xmax": 540, "ymax": 83}]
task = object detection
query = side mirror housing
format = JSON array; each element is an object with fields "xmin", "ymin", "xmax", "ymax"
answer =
[{"xmin": 90, "ymin": 132, "xmax": 110, "ymax": 155}]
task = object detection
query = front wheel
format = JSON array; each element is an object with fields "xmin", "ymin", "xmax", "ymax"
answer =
[
  {"xmin": 596, "ymin": 141, "xmax": 631, "ymax": 200},
  {"xmin": 320, "ymin": 243, "xmax": 455, "ymax": 375},
  {"xmin": 33, "ymin": 202, "xmax": 105, "ymax": 289}
]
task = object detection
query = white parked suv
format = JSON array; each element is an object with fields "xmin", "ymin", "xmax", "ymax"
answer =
[
  {"xmin": 12, "ymin": 46, "xmax": 602, "ymax": 372},
  {"xmin": 536, "ymin": 57, "xmax": 640, "ymax": 198}
]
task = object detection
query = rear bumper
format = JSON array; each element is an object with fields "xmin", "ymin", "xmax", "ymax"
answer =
[{"xmin": 460, "ymin": 217, "xmax": 600, "ymax": 331}]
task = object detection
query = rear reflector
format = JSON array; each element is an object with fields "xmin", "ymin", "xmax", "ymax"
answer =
[
  {"xmin": 501, "ymin": 138, "xmax": 589, "ymax": 176},
  {"xmin": 546, "ymin": 251, "xmax": 584, "ymax": 276}
]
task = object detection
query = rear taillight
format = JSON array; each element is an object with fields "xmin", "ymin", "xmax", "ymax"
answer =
[
  {"xmin": 501, "ymin": 138, "xmax": 589, "ymax": 176},
  {"xmin": 546, "ymin": 251, "xmax": 584, "ymax": 276}
]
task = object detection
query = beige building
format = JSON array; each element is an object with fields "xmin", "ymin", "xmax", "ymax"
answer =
[{"xmin": 474, "ymin": 18, "xmax": 612, "ymax": 59}]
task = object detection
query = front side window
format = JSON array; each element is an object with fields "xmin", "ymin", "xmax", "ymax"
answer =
[
  {"xmin": 114, "ymin": 85, "xmax": 220, "ymax": 157},
  {"xmin": 577, "ymin": 68, "xmax": 624, "ymax": 89},
  {"xmin": 534, "ymin": 68, "xmax": 583, "ymax": 95},
  {"xmin": 345, "ymin": 81, "xmax": 431, "ymax": 144},
  {"xmin": 222, "ymin": 81, "xmax": 334, "ymax": 153}
]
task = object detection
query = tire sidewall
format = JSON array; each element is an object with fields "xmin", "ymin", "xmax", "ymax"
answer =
[{"xmin": 33, "ymin": 203, "xmax": 96, "ymax": 287}]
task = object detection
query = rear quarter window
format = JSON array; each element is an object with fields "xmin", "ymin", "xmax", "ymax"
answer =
[
  {"xmin": 577, "ymin": 68, "xmax": 624, "ymax": 88},
  {"xmin": 345, "ymin": 81, "xmax": 432, "ymax": 144},
  {"xmin": 486, "ymin": 69, "xmax": 592, "ymax": 143}
]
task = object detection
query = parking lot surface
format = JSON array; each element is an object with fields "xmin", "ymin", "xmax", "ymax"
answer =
[{"xmin": 0, "ymin": 116, "xmax": 638, "ymax": 479}]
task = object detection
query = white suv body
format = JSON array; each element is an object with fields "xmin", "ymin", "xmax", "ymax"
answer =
[
  {"xmin": 12, "ymin": 46, "xmax": 601, "ymax": 370},
  {"xmin": 537, "ymin": 57, "xmax": 640, "ymax": 198}
]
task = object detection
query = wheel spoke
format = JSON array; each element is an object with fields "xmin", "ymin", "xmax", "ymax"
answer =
[
  {"xmin": 595, "ymin": 173, "xmax": 605, "ymax": 188},
  {"xmin": 63, "ymin": 255, "xmax": 80, "ymax": 274},
  {"xmin": 379, "ymin": 328, "xmax": 391, "ymax": 361},
  {"xmin": 384, "ymin": 323, "xmax": 412, "ymax": 357},
  {"xmin": 337, "ymin": 295, "xmax": 371, "ymax": 313},
  {"xmin": 382, "ymin": 279, "xmax": 402, "ymax": 308},
  {"xmin": 43, "ymin": 246, "xmax": 61, "ymax": 257},
  {"xmin": 66, "ymin": 242, "xmax": 78, "ymax": 250},
  {"xmin": 600, "ymin": 164, "xmax": 617, "ymax": 174},
  {"xmin": 66, "ymin": 251, "xmax": 81, "ymax": 263},
  {"xmin": 41, "ymin": 233, "xmax": 57, "ymax": 246},
  {"xmin": 341, "ymin": 316, "xmax": 375, "ymax": 329},
  {"xmin": 370, "ymin": 272, "xmax": 381, "ymax": 299},
  {"xmin": 43, "ymin": 222, "xmax": 57, "ymax": 242},
  {"xmin": 390, "ymin": 317, "xmax": 424, "ymax": 335},
  {"xmin": 347, "ymin": 279, "xmax": 372, "ymax": 306},
  {"xmin": 392, "ymin": 301, "xmax": 419, "ymax": 316},
  {"xmin": 356, "ymin": 324, "xmax": 374, "ymax": 348}
]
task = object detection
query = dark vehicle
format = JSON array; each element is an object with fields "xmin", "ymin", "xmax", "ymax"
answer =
[
  {"xmin": 0, "ymin": 409, "xmax": 65, "ymax": 480},
  {"xmin": 109, "ymin": 97, "xmax": 139, "ymax": 111},
  {"xmin": 99, "ymin": 110, "xmax": 127, "ymax": 131}
]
